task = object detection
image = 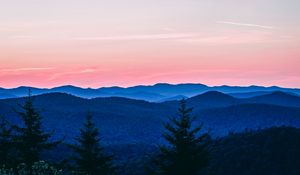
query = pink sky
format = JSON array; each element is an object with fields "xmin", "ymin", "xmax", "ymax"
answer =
[{"xmin": 1, "ymin": 0, "xmax": 300, "ymax": 88}]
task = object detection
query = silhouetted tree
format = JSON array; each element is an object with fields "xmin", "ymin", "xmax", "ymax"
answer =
[
  {"xmin": 14, "ymin": 90, "xmax": 60, "ymax": 167},
  {"xmin": 0, "ymin": 117, "xmax": 15, "ymax": 167},
  {"xmin": 71, "ymin": 112, "xmax": 116, "ymax": 175},
  {"xmin": 148, "ymin": 99, "xmax": 210, "ymax": 175}
]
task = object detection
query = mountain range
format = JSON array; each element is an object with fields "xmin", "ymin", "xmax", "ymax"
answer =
[
  {"xmin": 1, "ymin": 83, "xmax": 300, "ymax": 102},
  {"xmin": 1, "ymin": 90, "xmax": 300, "ymax": 145}
]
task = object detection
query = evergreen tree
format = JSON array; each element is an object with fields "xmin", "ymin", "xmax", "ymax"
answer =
[
  {"xmin": 149, "ymin": 99, "xmax": 210, "ymax": 175},
  {"xmin": 14, "ymin": 90, "xmax": 60, "ymax": 167},
  {"xmin": 0, "ymin": 117, "xmax": 15, "ymax": 167},
  {"xmin": 71, "ymin": 112, "xmax": 115, "ymax": 175}
]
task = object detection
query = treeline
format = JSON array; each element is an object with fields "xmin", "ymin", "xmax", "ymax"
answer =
[
  {"xmin": 208, "ymin": 126, "xmax": 300, "ymax": 175},
  {"xmin": 2, "ymin": 92, "xmax": 300, "ymax": 175}
]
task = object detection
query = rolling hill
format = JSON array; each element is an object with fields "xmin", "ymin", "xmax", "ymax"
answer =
[
  {"xmin": 1, "ymin": 91, "xmax": 300, "ymax": 144},
  {"xmin": 244, "ymin": 91, "xmax": 300, "ymax": 107}
]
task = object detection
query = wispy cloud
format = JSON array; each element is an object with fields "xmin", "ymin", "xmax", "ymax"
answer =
[
  {"xmin": 217, "ymin": 21, "xmax": 274, "ymax": 29},
  {"xmin": 178, "ymin": 31, "xmax": 273, "ymax": 44},
  {"xmin": 72, "ymin": 33, "xmax": 199, "ymax": 41},
  {"xmin": 0, "ymin": 27, "xmax": 14, "ymax": 32},
  {"xmin": 47, "ymin": 68, "xmax": 101, "ymax": 81},
  {"xmin": 9, "ymin": 35, "xmax": 35, "ymax": 39},
  {"xmin": 79, "ymin": 68, "xmax": 98, "ymax": 73},
  {"xmin": 0, "ymin": 67, "xmax": 54, "ymax": 72},
  {"xmin": 162, "ymin": 27, "xmax": 177, "ymax": 32}
]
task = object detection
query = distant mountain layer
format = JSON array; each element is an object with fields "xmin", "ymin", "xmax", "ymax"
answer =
[
  {"xmin": 0, "ymin": 93, "xmax": 17, "ymax": 99},
  {"xmin": 0, "ymin": 83, "xmax": 300, "ymax": 102},
  {"xmin": 1, "ymin": 91, "xmax": 300, "ymax": 144}
]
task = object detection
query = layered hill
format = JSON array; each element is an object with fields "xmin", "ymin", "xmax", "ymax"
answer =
[
  {"xmin": 1, "ymin": 83, "xmax": 300, "ymax": 101},
  {"xmin": 0, "ymin": 91, "xmax": 300, "ymax": 144}
]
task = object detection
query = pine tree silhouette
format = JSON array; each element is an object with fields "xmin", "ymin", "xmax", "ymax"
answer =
[
  {"xmin": 149, "ymin": 99, "xmax": 210, "ymax": 175},
  {"xmin": 71, "ymin": 112, "xmax": 116, "ymax": 175},
  {"xmin": 14, "ymin": 90, "xmax": 60, "ymax": 167},
  {"xmin": 0, "ymin": 117, "xmax": 15, "ymax": 167}
]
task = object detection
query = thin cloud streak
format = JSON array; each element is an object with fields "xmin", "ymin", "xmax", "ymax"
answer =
[
  {"xmin": 47, "ymin": 68, "xmax": 101, "ymax": 81},
  {"xmin": 72, "ymin": 33, "xmax": 200, "ymax": 41},
  {"xmin": 217, "ymin": 21, "xmax": 274, "ymax": 29},
  {"xmin": 9, "ymin": 35, "xmax": 35, "ymax": 39},
  {"xmin": 0, "ymin": 67, "xmax": 55, "ymax": 72}
]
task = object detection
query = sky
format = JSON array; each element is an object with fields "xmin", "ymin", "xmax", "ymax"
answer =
[{"xmin": 0, "ymin": 0, "xmax": 300, "ymax": 88}]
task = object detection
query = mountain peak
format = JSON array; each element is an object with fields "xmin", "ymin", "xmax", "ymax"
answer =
[
  {"xmin": 188, "ymin": 91, "xmax": 237, "ymax": 106},
  {"xmin": 246, "ymin": 91, "xmax": 300, "ymax": 107},
  {"xmin": 198, "ymin": 91, "xmax": 234, "ymax": 99},
  {"xmin": 15, "ymin": 86, "xmax": 34, "ymax": 89},
  {"xmin": 53, "ymin": 85, "xmax": 81, "ymax": 89},
  {"xmin": 256, "ymin": 91, "xmax": 295, "ymax": 99}
]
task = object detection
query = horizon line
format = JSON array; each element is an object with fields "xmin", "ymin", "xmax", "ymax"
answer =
[{"xmin": 1, "ymin": 82, "xmax": 298, "ymax": 90}]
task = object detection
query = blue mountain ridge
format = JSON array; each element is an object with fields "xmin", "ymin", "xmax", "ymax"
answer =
[{"xmin": 1, "ymin": 83, "xmax": 300, "ymax": 101}]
